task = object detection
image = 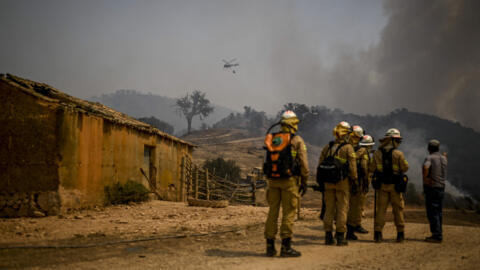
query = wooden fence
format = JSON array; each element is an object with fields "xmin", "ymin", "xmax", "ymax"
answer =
[{"xmin": 182, "ymin": 157, "xmax": 266, "ymax": 205}]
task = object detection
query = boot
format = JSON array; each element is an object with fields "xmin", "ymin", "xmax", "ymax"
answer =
[
  {"xmin": 346, "ymin": 225, "xmax": 358, "ymax": 240},
  {"xmin": 355, "ymin": 225, "xmax": 369, "ymax": 234},
  {"xmin": 325, "ymin": 231, "xmax": 335, "ymax": 245},
  {"xmin": 280, "ymin": 238, "xmax": 301, "ymax": 257},
  {"xmin": 336, "ymin": 232, "xmax": 348, "ymax": 246},
  {"xmin": 374, "ymin": 231, "xmax": 383, "ymax": 243},
  {"xmin": 396, "ymin": 232, "xmax": 405, "ymax": 243},
  {"xmin": 266, "ymin": 239, "xmax": 276, "ymax": 257}
]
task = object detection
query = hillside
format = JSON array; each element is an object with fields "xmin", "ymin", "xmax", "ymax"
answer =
[
  {"xmin": 182, "ymin": 128, "xmax": 322, "ymax": 176},
  {"xmin": 89, "ymin": 90, "xmax": 236, "ymax": 135}
]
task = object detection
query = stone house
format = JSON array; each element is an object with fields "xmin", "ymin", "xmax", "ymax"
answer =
[{"xmin": 0, "ymin": 74, "xmax": 194, "ymax": 217}]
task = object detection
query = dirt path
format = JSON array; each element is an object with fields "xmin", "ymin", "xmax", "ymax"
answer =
[{"xmin": 1, "ymin": 201, "xmax": 480, "ymax": 269}]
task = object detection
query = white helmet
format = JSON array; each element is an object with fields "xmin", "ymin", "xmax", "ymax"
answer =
[
  {"xmin": 338, "ymin": 121, "xmax": 351, "ymax": 130},
  {"xmin": 359, "ymin": 135, "xmax": 375, "ymax": 146},
  {"xmin": 384, "ymin": 128, "xmax": 402, "ymax": 138},
  {"xmin": 281, "ymin": 110, "xmax": 297, "ymax": 120},
  {"xmin": 351, "ymin": 125, "xmax": 364, "ymax": 138}
]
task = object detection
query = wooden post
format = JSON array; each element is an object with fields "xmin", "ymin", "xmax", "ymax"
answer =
[
  {"xmin": 251, "ymin": 175, "xmax": 256, "ymax": 206},
  {"xmin": 180, "ymin": 156, "xmax": 185, "ymax": 202},
  {"xmin": 195, "ymin": 166, "xmax": 199, "ymax": 199},
  {"xmin": 206, "ymin": 169, "xmax": 210, "ymax": 200}
]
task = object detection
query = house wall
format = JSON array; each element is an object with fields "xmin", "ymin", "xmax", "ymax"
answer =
[
  {"xmin": 0, "ymin": 79, "xmax": 192, "ymax": 216},
  {"xmin": 57, "ymin": 107, "xmax": 192, "ymax": 210},
  {"xmin": 0, "ymin": 81, "xmax": 61, "ymax": 217}
]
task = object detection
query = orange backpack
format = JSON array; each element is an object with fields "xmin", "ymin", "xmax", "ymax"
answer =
[{"xmin": 263, "ymin": 123, "xmax": 298, "ymax": 178}]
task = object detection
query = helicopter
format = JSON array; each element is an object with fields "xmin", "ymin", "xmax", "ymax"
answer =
[{"xmin": 222, "ymin": 58, "xmax": 239, "ymax": 73}]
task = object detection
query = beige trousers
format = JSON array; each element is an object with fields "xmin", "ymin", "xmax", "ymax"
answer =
[
  {"xmin": 264, "ymin": 177, "xmax": 299, "ymax": 239},
  {"xmin": 347, "ymin": 191, "xmax": 366, "ymax": 227},
  {"xmin": 374, "ymin": 184, "xmax": 405, "ymax": 232},
  {"xmin": 323, "ymin": 178, "xmax": 350, "ymax": 233}
]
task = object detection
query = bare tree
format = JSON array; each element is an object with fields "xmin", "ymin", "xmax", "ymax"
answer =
[{"xmin": 175, "ymin": 90, "xmax": 214, "ymax": 133}]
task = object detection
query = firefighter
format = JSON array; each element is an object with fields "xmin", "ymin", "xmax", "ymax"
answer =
[
  {"xmin": 264, "ymin": 110, "xmax": 309, "ymax": 257},
  {"xmin": 370, "ymin": 128, "xmax": 409, "ymax": 243},
  {"xmin": 347, "ymin": 134, "xmax": 375, "ymax": 239},
  {"xmin": 317, "ymin": 121, "xmax": 357, "ymax": 246},
  {"xmin": 346, "ymin": 126, "xmax": 370, "ymax": 240}
]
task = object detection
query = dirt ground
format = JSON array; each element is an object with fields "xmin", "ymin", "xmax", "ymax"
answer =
[{"xmin": 1, "ymin": 200, "xmax": 480, "ymax": 270}]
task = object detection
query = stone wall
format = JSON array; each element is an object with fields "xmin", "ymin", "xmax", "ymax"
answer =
[{"xmin": 0, "ymin": 191, "xmax": 60, "ymax": 218}]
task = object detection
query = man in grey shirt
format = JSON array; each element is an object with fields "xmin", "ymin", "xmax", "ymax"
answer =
[{"xmin": 422, "ymin": 139, "xmax": 448, "ymax": 243}]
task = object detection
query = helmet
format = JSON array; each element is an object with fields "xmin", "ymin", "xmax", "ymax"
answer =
[
  {"xmin": 338, "ymin": 121, "xmax": 351, "ymax": 130},
  {"xmin": 384, "ymin": 128, "xmax": 402, "ymax": 138},
  {"xmin": 281, "ymin": 110, "xmax": 297, "ymax": 120},
  {"xmin": 333, "ymin": 121, "xmax": 351, "ymax": 139},
  {"xmin": 280, "ymin": 110, "xmax": 299, "ymax": 133},
  {"xmin": 359, "ymin": 135, "xmax": 375, "ymax": 146},
  {"xmin": 351, "ymin": 125, "xmax": 364, "ymax": 138}
]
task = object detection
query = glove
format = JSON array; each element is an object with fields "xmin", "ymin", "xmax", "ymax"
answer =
[{"xmin": 299, "ymin": 182, "xmax": 307, "ymax": 197}]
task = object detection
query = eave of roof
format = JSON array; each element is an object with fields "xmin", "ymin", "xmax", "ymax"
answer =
[{"xmin": 0, "ymin": 74, "xmax": 196, "ymax": 148}]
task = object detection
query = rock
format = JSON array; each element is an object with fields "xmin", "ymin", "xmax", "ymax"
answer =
[
  {"xmin": 33, "ymin": 211, "xmax": 46, "ymax": 218},
  {"xmin": 37, "ymin": 192, "xmax": 60, "ymax": 214},
  {"xmin": 74, "ymin": 215, "xmax": 83, "ymax": 219}
]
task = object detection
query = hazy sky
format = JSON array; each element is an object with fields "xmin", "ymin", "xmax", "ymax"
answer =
[{"xmin": 1, "ymin": 0, "xmax": 479, "ymax": 131}]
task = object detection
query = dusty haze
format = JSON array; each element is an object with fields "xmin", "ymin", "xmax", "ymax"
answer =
[{"xmin": 0, "ymin": 0, "xmax": 479, "ymax": 131}]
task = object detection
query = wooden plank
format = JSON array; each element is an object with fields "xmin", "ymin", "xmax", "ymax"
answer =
[
  {"xmin": 195, "ymin": 166, "xmax": 199, "ymax": 199},
  {"xmin": 206, "ymin": 169, "xmax": 210, "ymax": 200}
]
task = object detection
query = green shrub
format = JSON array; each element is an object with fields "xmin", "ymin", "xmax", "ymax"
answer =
[
  {"xmin": 104, "ymin": 180, "xmax": 150, "ymax": 205},
  {"xmin": 203, "ymin": 157, "xmax": 241, "ymax": 182}
]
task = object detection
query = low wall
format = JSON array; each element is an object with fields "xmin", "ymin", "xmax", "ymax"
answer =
[{"xmin": 0, "ymin": 191, "xmax": 60, "ymax": 218}]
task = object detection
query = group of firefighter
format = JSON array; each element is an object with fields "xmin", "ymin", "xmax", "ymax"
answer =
[{"xmin": 263, "ymin": 110, "xmax": 409, "ymax": 257}]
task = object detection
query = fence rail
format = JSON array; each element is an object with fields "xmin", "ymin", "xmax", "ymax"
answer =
[{"xmin": 183, "ymin": 157, "xmax": 265, "ymax": 206}]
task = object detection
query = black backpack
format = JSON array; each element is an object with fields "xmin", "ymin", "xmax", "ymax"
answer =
[
  {"xmin": 381, "ymin": 148, "xmax": 394, "ymax": 184},
  {"xmin": 374, "ymin": 148, "xmax": 408, "ymax": 192},
  {"xmin": 316, "ymin": 141, "xmax": 348, "ymax": 185}
]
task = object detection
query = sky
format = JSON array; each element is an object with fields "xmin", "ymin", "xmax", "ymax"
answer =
[{"xmin": 1, "ymin": 0, "xmax": 479, "ymax": 131}]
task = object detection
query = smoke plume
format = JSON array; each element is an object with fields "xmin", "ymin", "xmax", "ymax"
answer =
[
  {"xmin": 372, "ymin": 0, "xmax": 480, "ymax": 131},
  {"xmin": 270, "ymin": 0, "xmax": 480, "ymax": 131}
]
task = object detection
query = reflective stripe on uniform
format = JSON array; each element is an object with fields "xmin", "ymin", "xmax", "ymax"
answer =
[
  {"xmin": 335, "ymin": 156, "xmax": 347, "ymax": 164},
  {"xmin": 393, "ymin": 164, "xmax": 399, "ymax": 170},
  {"xmin": 377, "ymin": 165, "xmax": 383, "ymax": 170},
  {"xmin": 291, "ymin": 150, "xmax": 297, "ymax": 157}
]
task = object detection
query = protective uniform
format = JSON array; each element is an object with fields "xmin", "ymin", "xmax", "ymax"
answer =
[
  {"xmin": 264, "ymin": 111, "xmax": 309, "ymax": 257},
  {"xmin": 347, "ymin": 134, "xmax": 372, "ymax": 239},
  {"xmin": 370, "ymin": 129, "xmax": 409, "ymax": 242},
  {"xmin": 318, "ymin": 121, "xmax": 357, "ymax": 246}
]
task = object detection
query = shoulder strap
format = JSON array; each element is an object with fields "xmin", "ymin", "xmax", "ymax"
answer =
[
  {"xmin": 265, "ymin": 122, "xmax": 281, "ymax": 135},
  {"xmin": 332, "ymin": 142, "xmax": 347, "ymax": 157},
  {"xmin": 326, "ymin": 141, "xmax": 335, "ymax": 157}
]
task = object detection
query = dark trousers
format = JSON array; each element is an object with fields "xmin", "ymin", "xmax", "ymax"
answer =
[{"xmin": 424, "ymin": 186, "xmax": 444, "ymax": 239}]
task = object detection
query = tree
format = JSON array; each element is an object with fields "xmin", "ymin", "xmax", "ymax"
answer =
[{"xmin": 175, "ymin": 90, "xmax": 214, "ymax": 133}]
